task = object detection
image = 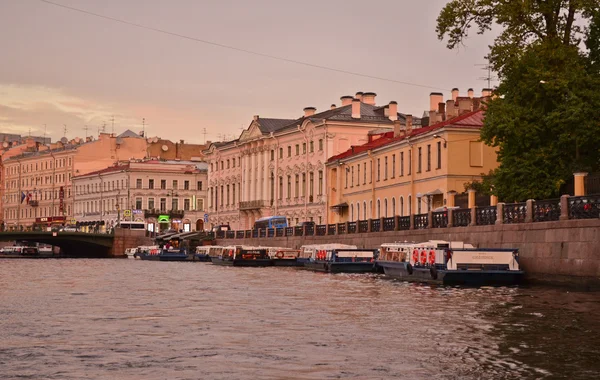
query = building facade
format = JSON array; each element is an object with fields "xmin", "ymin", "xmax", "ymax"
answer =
[
  {"xmin": 205, "ymin": 92, "xmax": 421, "ymax": 229},
  {"xmin": 72, "ymin": 160, "xmax": 208, "ymax": 233},
  {"xmin": 326, "ymin": 89, "xmax": 497, "ymax": 223}
]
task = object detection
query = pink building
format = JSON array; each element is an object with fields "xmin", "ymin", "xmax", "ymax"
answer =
[{"xmin": 204, "ymin": 92, "xmax": 421, "ymax": 229}]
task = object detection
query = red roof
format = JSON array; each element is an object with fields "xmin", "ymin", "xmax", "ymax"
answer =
[
  {"xmin": 328, "ymin": 109, "xmax": 484, "ymax": 162},
  {"xmin": 73, "ymin": 164, "xmax": 130, "ymax": 178}
]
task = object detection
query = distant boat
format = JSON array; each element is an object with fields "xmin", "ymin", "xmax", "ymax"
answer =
[
  {"xmin": 262, "ymin": 246, "xmax": 302, "ymax": 267},
  {"xmin": 211, "ymin": 246, "xmax": 272, "ymax": 267},
  {"xmin": 302, "ymin": 244, "xmax": 377, "ymax": 274}
]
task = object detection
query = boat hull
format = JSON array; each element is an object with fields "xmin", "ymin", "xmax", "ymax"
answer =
[
  {"xmin": 138, "ymin": 254, "xmax": 160, "ymax": 261},
  {"xmin": 193, "ymin": 254, "xmax": 212, "ymax": 262},
  {"xmin": 377, "ymin": 261, "xmax": 524, "ymax": 286},
  {"xmin": 272, "ymin": 258, "xmax": 303, "ymax": 267},
  {"xmin": 211, "ymin": 257, "xmax": 273, "ymax": 267},
  {"xmin": 159, "ymin": 253, "xmax": 190, "ymax": 261},
  {"xmin": 304, "ymin": 261, "xmax": 375, "ymax": 274}
]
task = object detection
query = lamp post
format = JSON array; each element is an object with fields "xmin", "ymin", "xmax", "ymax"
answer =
[{"xmin": 433, "ymin": 134, "xmax": 447, "ymax": 148}]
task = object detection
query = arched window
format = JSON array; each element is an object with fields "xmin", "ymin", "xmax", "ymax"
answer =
[
  {"xmin": 376, "ymin": 199, "xmax": 381, "ymax": 219},
  {"xmin": 400, "ymin": 196, "xmax": 404, "ymax": 216},
  {"xmin": 357, "ymin": 202, "xmax": 361, "ymax": 220},
  {"xmin": 408, "ymin": 195, "xmax": 412, "ymax": 215},
  {"xmin": 350, "ymin": 204, "xmax": 354, "ymax": 221},
  {"xmin": 392, "ymin": 197, "xmax": 396, "ymax": 216},
  {"xmin": 369, "ymin": 200, "xmax": 373, "ymax": 219},
  {"xmin": 364, "ymin": 201, "xmax": 367, "ymax": 219},
  {"xmin": 384, "ymin": 198, "xmax": 388, "ymax": 217}
]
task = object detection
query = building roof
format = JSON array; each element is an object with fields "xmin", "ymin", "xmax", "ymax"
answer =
[
  {"xmin": 256, "ymin": 118, "xmax": 297, "ymax": 133},
  {"xmin": 72, "ymin": 164, "xmax": 130, "ymax": 178},
  {"xmin": 327, "ymin": 109, "xmax": 484, "ymax": 163},
  {"xmin": 117, "ymin": 129, "xmax": 143, "ymax": 138}
]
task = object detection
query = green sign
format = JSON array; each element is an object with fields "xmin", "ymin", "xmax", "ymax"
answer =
[{"xmin": 157, "ymin": 215, "xmax": 170, "ymax": 223}]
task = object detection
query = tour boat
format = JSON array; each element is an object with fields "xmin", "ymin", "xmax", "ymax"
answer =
[
  {"xmin": 194, "ymin": 246, "xmax": 215, "ymax": 262},
  {"xmin": 158, "ymin": 247, "xmax": 190, "ymax": 261},
  {"xmin": 297, "ymin": 244, "xmax": 357, "ymax": 265},
  {"xmin": 262, "ymin": 246, "xmax": 302, "ymax": 266},
  {"xmin": 124, "ymin": 248, "xmax": 138, "ymax": 258},
  {"xmin": 302, "ymin": 244, "xmax": 377, "ymax": 274},
  {"xmin": 211, "ymin": 245, "xmax": 272, "ymax": 267},
  {"xmin": 136, "ymin": 246, "xmax": 161, "ymax": 261},
  {"xmin": 377, "ymin": 240, "xmax": 524, "ymax": 286}
]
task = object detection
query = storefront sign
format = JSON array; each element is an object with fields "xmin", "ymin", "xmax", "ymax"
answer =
[
  {"xmin": 157, "ymin": 215, "xmax": 170, "ymax": 223},
  {"xmin": 59, "ymin": 186, "xmax": 64, "ymax": 213}
]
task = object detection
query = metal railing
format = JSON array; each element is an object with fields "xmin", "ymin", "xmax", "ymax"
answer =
[
  {"xmin": 414, "ymin": 214, "xmax": 428, "ymax": 229},
  {"xmin": 398, "ymin": 216, "xmax": 410, "ymax": 230},
  {"xmin": 327, "ymin": 224, "xmax": 336, "ymax": 235},
  {"xmin": 337, "ymin": 223, "xmax": 346, "ymax": 234},
  {"xmin": 569, "ymin": 195, "xmax": 600, "ymax": 219},
  {"xmin": 316, "ymin": 225, "xmax": 326, "ymax": 236},
  {"xmin": 294, "ymin": 226, "xmax": 303, "ymax": 236},
  {"xmin": 453, "ymin": 208, "xmax": 471, "ymax": 227},
  {"xmin": 348, "ymin": 221, "xmax": 357, "ymax": 234},
  {"xmin": 358, "ymin": 220, "xmax": 368, "ymax": 233},
  {"xmin": 382, "ymin": 217, "xmax": 395, "ymax": 231},
  {"xmin": 533, "ymin": 199, "xmax": 560, "ymax": 222},
  {"xmin": 476, "ymin": 206, "xmax": 496, "ymax": 226},
  {"xmin": 371, "ymin": 219, "xmax": 380, "ymax": 232},
  {"xmin": 431, "ymin": 211, "xmax": 448, "ymax": 228},
  {"xmin": 504, "ymin": 202, "xmax": 527, "ymax": 224}
]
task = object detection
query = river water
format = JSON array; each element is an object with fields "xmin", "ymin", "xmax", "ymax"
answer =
[{"xmin": 1, "ymin": 260, "xmax": 599, "ymax": 380}]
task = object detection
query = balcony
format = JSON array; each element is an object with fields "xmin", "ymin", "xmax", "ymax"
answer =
[
  {"xmin": 28, "ymin": 200, "xmax": 39, "ymax": 207},
  {"xmin": 239, "ymin": 200, "xmax": 267, "ymax": 211},
  {"xmin": 144, "ymin": 209, "xmax": 185, "ymax": 219}
]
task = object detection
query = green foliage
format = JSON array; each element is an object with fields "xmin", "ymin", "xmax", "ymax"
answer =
[
  {"xmin": 463, "ymin": 170, "xmax": 496, "ymax": 196},
  {"xmin": 437, "ymin": 0, "xmax": 600, "ymax": 201}
]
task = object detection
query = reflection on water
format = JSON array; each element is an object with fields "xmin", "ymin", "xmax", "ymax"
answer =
[{"xmin": 1, "ymin": 259, "xmax": 599, "ymax": 379}]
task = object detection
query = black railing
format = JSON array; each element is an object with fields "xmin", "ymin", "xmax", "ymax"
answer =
[
  {"xmin": 348, "ymin": 221, "xmax": 357, "ymax": 234},
  {"xmin": 236, "ymin": 230, "xmax": 244, "ymax": 239},
  {"xmin": 245, "ymin": 230, "xmax": 251, "ymax": 238},
  {"xmin": 316, "ymin": 225, "xmax": 326, "ymax": 236},
  {"xmin": 225, "ymin": 230, "xmax": 235, "ymax": 239},
  {"xmin": 252, "ymin": 229, "xmax": 258, "ymax": 238},
  {"xmin": 453, "ymin": 208, "xmax": 471, "ymax": 227},
  {"xmin": 569, "ymin": 195, "xmax": 600, "ymax": 219},
  {"xmin": 216, "ymin": 230, "xmax": 225, "ymax": 239},
  {"xmin": 371, "ymin": 219, "xmax": 381, "ymax": 232},
  {"xmin": 533, "ymin": 199, "xmax": 561, "ymax": 222},
  {"xmin": 294, "ymin": 226, "xmax": 303, "ymax": 236},
  {"xmin": 504, "ymin": 202, "xmax": 527, "ymax": 224},
  {"xmin": 259, "ymin": 229, "xmax": 266, "ymax": 238},
  {"xmin": 431, "ymin": 211, "xmax": 448, "ymax": 228},
  {"xmin": 306, "ymin": 224, "xmax": 315, "ymax": 236},
  {"xmin": 337, "ymin": 223, "xmax": 346, "ymax": 234},
  {"xmin": 476, "ymin": 206, "xmax": 497, "ymax": 226},
  {"xmin": 398, "ymin": 216, "xmax": 410, "ymax": 230},
  {"xmin": 275, "ymin": 227, "xmax": 284, "ymax": 237},
  {"xmin": 358, "ymin": 220, "xmax": 368, "ymax": 233},
  {"xmin": 414, "ymin": 214, "xmax": 428, "ymax": 229},
  {"xmin": 382, "ymin": 217, "xmax": 395, "ymax": 231},
  {"xmin": 285, "ymin": 227, "xmax": 294, "ymax": 237},
  {"xmin": 327, "ymin": 224, "xmax": 336, "ymax": 235},
  {"xmin": 267, "ymin": 228, "xmax": 275, "ymax": 238}
]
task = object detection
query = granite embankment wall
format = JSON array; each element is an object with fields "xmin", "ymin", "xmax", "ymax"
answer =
[
  {"xmin": 111, "ymin": 228, "xmax": 154, "ymax": 257},
  {"xmin": 217, "ymin": 219, "xmax": 600, "ymax": 287}
]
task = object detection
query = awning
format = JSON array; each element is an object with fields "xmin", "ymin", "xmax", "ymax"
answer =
[
  {"xmin": 330, "ymin": 202, "xmax": 349, "ymax": 210},
  {"xmin": 168, "ymin": 231, "xmax": 200, "ymax": 240},
  {"xmin": 425, "ymin": 189, "xmax": 444, "ymax": 196}
]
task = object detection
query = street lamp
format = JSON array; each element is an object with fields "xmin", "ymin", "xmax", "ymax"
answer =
[{"xmin": 433, "ymin": 134, "xmax": 447, "ymax": 148}]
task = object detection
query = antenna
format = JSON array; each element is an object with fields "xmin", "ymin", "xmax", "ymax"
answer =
[
  {"xmin": 475, "ymin": 63, "xmax": 497, "ymax": 88},
  {"xmin": 28, "ymin": 128, "xmax": 31, "ymax": 137},
  {"xmin": 111, "ymin": 115, "xmax": 115, "ymax": 133},
  {"xmin": 142, "ymin": 118, "xmax": 146, "ymax": 137},
  {"xmin": 43, "ymin": 124, "xmax": 47, "ymax": 143},
  {"xmin": 101, "ymin": 122, "xmax": 106, "ymax": 133},
  {"xmin": 63, "ymin": 124, "xmax": 68, "ymax": 137},
  {"xmin": 202, "ymin": 128, "xmax": 207, "ymax": 144},
  {"xmin": 83, "ymin": 125, "xmax": 90, "ymax": 139}
]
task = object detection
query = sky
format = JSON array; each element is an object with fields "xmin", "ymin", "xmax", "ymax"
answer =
[{"xmin": 0, "ymin": 0, "xmax": 496, "ymax": 144}]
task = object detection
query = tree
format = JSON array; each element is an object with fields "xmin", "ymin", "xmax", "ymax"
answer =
[{"xmin": 436, "ymin": 0, "xmax": 600, "ymax": 201}]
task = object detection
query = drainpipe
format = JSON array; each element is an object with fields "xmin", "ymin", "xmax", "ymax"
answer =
[
  {"xmin": 323, "ymin": 121, "xmax": 328, "ymax": 225},
  {"xmin": 367, "ymin": 150, "xmax": 375, "ymax": 218}
]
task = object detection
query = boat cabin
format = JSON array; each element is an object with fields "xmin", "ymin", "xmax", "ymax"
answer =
[{"xmin": 299, "ymin": 244, "xmax": 357, "ymax": 260}]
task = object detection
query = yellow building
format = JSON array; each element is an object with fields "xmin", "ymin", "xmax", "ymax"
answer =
[{"xmin": 326, "ymin": 91, "xmax": 498, "ymax": 223}]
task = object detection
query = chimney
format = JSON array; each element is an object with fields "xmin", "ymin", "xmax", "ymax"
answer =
[
  {"xmin": 303, "ymin": 107, "xmax": 316, "ymax": 117},
  {"xmin": 351, "ymin": 98, "xmax": 361, "ymax": 119},
  {"xmin": 330, "ymin": 104, "xmax": 336, "ymax": 110},
  {"xmin": 446, "ymin": 99, "xmax": 457, "ymax": 118},
  {"xmin": 253, "ymin": 115, "xmax": 259, "ymax": 121},
  {"xmin": 355, "ymin": 92, "xmax": 364, "ymax": 102},
  {"xmin": 362, "ymin": 92, "xmax": 377, "ymax": 105},
  {"xmin": 451, "ymin": 88, "xmax": 459, "ymax": 102},
  {"xmin": 468, "ymin": 88, "xmax": 474, "ymax": 98},
  {"xmin": 388, "ymin": 101, "xmax": 398, "ymax": 121},
  {"xmin": 430, "ymin": 92, "xmax": 444, "ymax": 111},
  {"xmin": 482, "ymin": 88, "xmax": 493, "ymax": 97},
  {"xmin": 406, "ymin": 115, "xmax": 413, "ymax": 134},
  {"xmin": 429, "ymin": 110, "xmax": 438, "ymax": 125},
  {"xmin": 438, "ymin": 102, "xmax": 446, "ymax": 120},
  {"xmin": 458, "ymin": 98, "xmax": 472, "ymax": 114},
  {"xmin": 393, "ymin": 120, "xmax": 402, "ymax": 138},
  {"xmin": 340, "ymin": 96, "xmax": 353, "ymax": 106}
]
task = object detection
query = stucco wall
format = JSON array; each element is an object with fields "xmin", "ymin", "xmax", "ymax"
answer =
[{"xmin": 216, "ymin": 218, "xmax": 600, "ymax": 286}]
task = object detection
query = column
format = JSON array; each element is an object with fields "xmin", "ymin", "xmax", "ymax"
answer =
[
  {"xmin": 250, "ymin": 151, "xmax": 256, "ymax": 201},
  {"xmin": 490, "ymin": 195, "xmax": 498, "ymax": 206},
  {"xmin": 263, "ymin": 148, "xmax": 269, "ymax": 204},
  {"xmin": 467, "ymin": 189, "xmax": 476, "ymax": 209},
  {"xmin": 574, "ymin": 172, "xmax": 588, "ymax": 196},
  {"xmin": 446, "ymin": 190, "xmax": 456, "ymax": 207}
]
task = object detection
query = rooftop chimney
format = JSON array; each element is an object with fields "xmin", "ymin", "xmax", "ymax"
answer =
[
  {"xmin": 430, "ymin": 92, "xmax": 444, "ymax": 111},
  {"xmin": 451, "ymin": 88, "xmax": 459, "ymax": 102},
  {"xmin": 303, "ymin": 107, "xmax": 316, "ymax": 117},
  {"xmin": 393, "ymin": 120, "xmax": 402, "ymax": 138},
  {"xmin": 406, "ymin": 115, "xmax": 413, "ymax": 133},
  {"xmin": 468, "ymin": 88, "xmax": 474, "ymax": 98},
  {"xmin": 253, "ymin": 115, "xmax": 259, "ymax": 121},
  {"xmin": 351, "ymin": 98, "xmax": 361, "ymax": 119},
  {"xmin": 340, "ymin": 96, "xmax": 353, "ymax": 106},
  {"xmin": 481, "ymin": 88, "xmax": 493, "ymax": 97},
  {"xmin": 355, "ymin": 92, "xmax": 364, "ymax": 102},
  {"xmin": 330, "ymin": 104, "xmax": 336, "ymax": 110},
  {"xmin": 362, "ymin": 92, "xmax": 377, "ymax": 105},
  {"xmin": 388, "ymin": 101, "xmax": 398, "ymax": 121},
  {"xmin": 438, "ymin": 102, "xmax": 446, "ymax": 120}
]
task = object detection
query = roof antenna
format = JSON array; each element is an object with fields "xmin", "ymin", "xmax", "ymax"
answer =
[
  {"xmin": 83, "ymin": 125, "xmax": 90, "ymax": 139},
  {"xmin": 111, "ymin": 115, "xmax": 115, "ymax": 134},
  {"xmin": 142, "ymin": 118, "xmax": 146, "ymax": 137},
  {"xmin": 63, "ymin": 124, "xmax": 68, "ymax": 137},
  {"xmin": 203, "ymin": 127, "xmax": 207, "ymax": 144}
]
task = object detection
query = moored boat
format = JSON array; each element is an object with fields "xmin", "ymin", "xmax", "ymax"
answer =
[
  {"xmin": 136, "ymin": 246, "xmax": 161, "ymax": 260},
  {"xmin": 194, "ymin": 246, "xmax": 215, "ymax": 262},
  {"xmin": 377, "ymin": 240, "xmax": 524, "ymax": 286},
  {"xmin": 212, "ymin": 245, "xmax": 272, "ymax": 267},
  {"xmin": 159, "ymin": 248, "xmax": 190, "ymax": 261},
  {"xmin": 262, "ymin": 246, "xmax": 302, "ymax": 266},
  {"xmin": 124, "ymin": 248, "xmax": 138, "ymax": 259},
  {"xmin": 302, "ymin": 244, "xmax": 377, "ymax": 274}
]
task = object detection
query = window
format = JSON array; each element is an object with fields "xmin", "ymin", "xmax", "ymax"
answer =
[
  {"xmin": 149, "ymin": 179, "xmax": 154, "ymax": 189},
  {"xmin": 400, "ymin": 197, "xmax": 404, "ymax": 216},
  {"xmin": 408, "ymin": 150, "xmax": 412, "ymax": 175},
  {"xmin": 318, "ymin": 139, "xmax": 323, "ymax": 151},
  {"xmin": 384, "ymin": 198, "xmax": 388, "ymax": 217},
  {"xmin": 232, "ymin": 184, "xmax": 236, "ymax": 204},
  {"xmin": 220, "ymin": 161, "xmax": 224, "ymax": 170},
  {"xmin": 318, "ymin": 170, "xmax": 323, "ymax": 195},
  {"xmin": 377, "ymin": 199, "xmax": 381, "ymax": 218},
  {"xmin": 271, "ymin": 150, "xmax": 275, "ymax": 161},
  {"xmin": 392, "ymin": 198, "xmax": 396, "ymax": 216},
  {"xmin": 302, "ymin": 142, "xmax": 306, "ymax": 154},
  {"xmin": 302, "ymin": 173, "xmax": 306, "ymax": 196},
  {"xmin": 197, "ymin": 198, "xmax": 204, "ymax": 211},
  {"xmin": 227, "ymin": 159, "xmax": 230, "ymax": 169},
  {"xmin": 392, "ymin": 154, "xmax": 396, "ymax": 178},
  {"xmin": 417, "ymin": 196, "xmax": 422, "ymax": 214},
  {"xmin": 220, "ymin": 186, "xmax": 224, "ymax": 206},
  {"xmin": 417, "ymin": 147, "xmax": 422, "ymax": 173},
  {"xmin": 408, "ymin": 195, "xmax": 412, "ymax": 215},
  {"xmin": 309, "ymin": 172, "xmax": 314, "ymax": 197},
  {"xmin": 197, "ymin": 181, "xmax": 203, "ymax": 190},
  {"xmin": 400, "ymin": 152, "xmax": 404, "ymax": 176},
  {"xmin": 287, "ymin": 146, "xmax": 292, "ymax": 157},
  {"xmin": 427, "ymin": 144, "xmax": 431, "ymax": 171},
  {"xmin": 295, "ymin": 174, "xmax": 299, "ymax": 197},
  {"xmin": 160, "ymin": 198, "xmax": 166, "ymax": 211},
  {"xmin": 295, "ymin": 144, "xmax": 300, "ymax": 156},
  {"xmin": 279, "ymin": 176, "xmax": 283, "ymax": 199},
  {"xmin": 135, "ymin": 198, "xmax": 142, "ymax": 210},
  {"xmin": 287, "ymin": 175, "xmax": 291, "ymax": 198},
  {"xmin": 279, "ymin": 147, "xmax": 283, "ymax": 159},
  {"xmin": 232, "ymin": 159, "xmax": 235, "ymax": 168},
  {"xmin": 226, "ymin": 185, "xmax": 230, "ymax": 205},
  {"xmin": 172, "ymin": 180, "xmax": 178, "ymax": 190},
  {"xmin": 351, "ymin": 166, "xmax": 354, "ymax": 187},
  {"xmin": 309, "ymin": 141, "xmax": 314, "ymax": 153},
  {"xmin": 160, "ymin": 179, "xmax": 166, "ymax": 189},
  {"xmin": 384, "ymin": 156, "xmax": 388, "ymax": 180},
  {"xmin": 437, "ymin": 141, "xmax": 442, "ymax": 169},
  {"xmin": 357, "ymin": 202, "xmax": 361, "ymax": 220},
  {"xmin": 172, "ymin": 198, "xmax": 178, "ymax": 211},
  {"xmin": 148, "ymin": 198, "xmax": 154, "ymax": 210},
  {"xmin": 363, "ymin": 162, "xmax": 367, "ymax": 184},
  {"xmin": 345, "ymin": 168, "xmax": 348, "ymax": 188},
  {"xmin": 357, "ymin": 164, "xmax": 360, "ymax": 186},
  {"xmin": 184, "ymin": 180, "xmax": 189, "ymax": 190},
  {"xmin": 184, "ymin": 199, "xmax": 190, "ymax": 210}
]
